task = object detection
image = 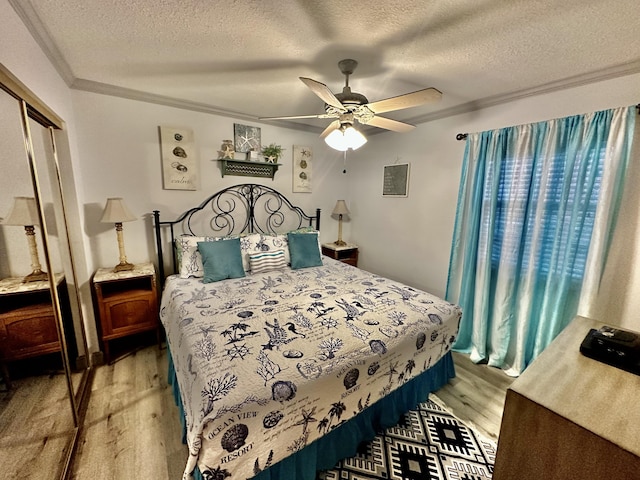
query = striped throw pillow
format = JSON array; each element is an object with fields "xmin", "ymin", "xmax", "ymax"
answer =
[{"xmin": 249, "ymin": 249, "xmax": 287, "ymax": 274}]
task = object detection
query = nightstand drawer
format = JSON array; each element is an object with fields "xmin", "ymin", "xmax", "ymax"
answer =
[
  {"xmin": 0, "ymin": 308, "xmax": 60, "ymax": 359},
  {"xmin": 105, "ymin": 296, "xmax": 155, "ymax": 332}
]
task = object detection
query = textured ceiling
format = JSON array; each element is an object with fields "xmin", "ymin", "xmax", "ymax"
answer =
[{"xmin": 12, "ymin": 0, "xmax": 640, "ymax": 134}]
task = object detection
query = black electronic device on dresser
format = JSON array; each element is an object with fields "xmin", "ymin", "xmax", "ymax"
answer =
[{"xmin": 580, "ymin": 325, "xmax": 640, "ymax": 375}]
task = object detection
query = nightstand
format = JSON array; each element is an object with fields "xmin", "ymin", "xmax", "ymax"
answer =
[
  {"xmin": 321, "ymin": 243, "xmax": 359, "ymax": 267},
  {"xmin": 0, "ymin": 273, "xmax": 70, "ymax": 387},
  {"xmin": 92, "ymin": 262, "xmax": 160, "ymax": 363}
]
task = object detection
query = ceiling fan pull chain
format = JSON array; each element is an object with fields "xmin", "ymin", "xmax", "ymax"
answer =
[{"xmin": 343, "ymin": 150, "xmax": 347, "ymax": 174}]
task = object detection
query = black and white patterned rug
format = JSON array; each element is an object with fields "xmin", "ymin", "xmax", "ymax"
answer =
[{"xmin": 317, "ymin": 395, "xmax": 496, "ymax": 480}]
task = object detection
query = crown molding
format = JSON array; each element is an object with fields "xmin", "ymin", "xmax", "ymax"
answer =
[
  {"xmin": 9, "ymin": 0, "xmax": 75, "ymax": 86},
  {"xmin": 70, "ymin": 78, "xmax": 324, "ymax": 134},
  {"xmin": 405, "ymin": 59, "xmax": 640, "ymax": 126}
]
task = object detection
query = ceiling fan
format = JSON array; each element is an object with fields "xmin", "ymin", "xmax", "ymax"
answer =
[{"xmin": 259, "ymin": 59, "xmax": 442, "ymax": 150}]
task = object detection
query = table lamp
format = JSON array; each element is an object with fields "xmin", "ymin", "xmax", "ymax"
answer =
[
  {"xmin": 2, "ymin": 196, "xmax": 48, "ymax": 282},
  {"xmin": 101, "ymin": 197, "xmax": 137, "ymax": 272},
  {"xmin": 332, "ymin": 200, "xmax": 350, "ymax": 246}
]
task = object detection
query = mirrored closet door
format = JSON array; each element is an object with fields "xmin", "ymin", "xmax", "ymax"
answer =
[{"xmin": 0, "ymin": 67, "xmax": 90, "ymax": 479}]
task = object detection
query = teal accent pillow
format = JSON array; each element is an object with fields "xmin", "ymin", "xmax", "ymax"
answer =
[
  {"xmin": 287, "ymin": 232, "xmax": 322, "ymax": 269},
  {"xmin": 197, "ymin": 238, "xmax": 246, "ymax": 283}
]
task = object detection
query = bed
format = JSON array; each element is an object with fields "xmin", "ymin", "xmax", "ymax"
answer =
[{"xmin": 153, "ymin": 184, "xmax": 461, "ymax": 480}]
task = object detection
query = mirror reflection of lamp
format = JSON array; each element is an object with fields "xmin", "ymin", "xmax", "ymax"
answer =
[
  {"xmin": 332, "ymin": 200, "xmax": 350, "ymax": 246},
  {"xmin": 100, "ymin": 198, "xmax": 137, "ymax": 272},
  {"xmin": 1, "ymin": 196, "xmax": 48, "ymax": 283}
]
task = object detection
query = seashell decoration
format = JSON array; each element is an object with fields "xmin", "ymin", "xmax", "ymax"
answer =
[
  {"xmin": 272, "ymin": 380, "xmax": 297, "ymax": 402},
  {"xmin": 428, "ymin": 313, "xmax": 443, "ymax": 325},
  {"xmin": 416, "ymin": 332, "xmax": 427, "ymax": 350},
  {"xmin": 263, "ymin": 410, "xmax": 284, "ymax": 429},
  {"xmin": 364, "ymin": 319, "xmax": 379, "ymax": 326},
  {"xmin": 283, "ymin": 350, "xmax": 303, "ymax": 359},
  {"xmin": 343, "ymin": 368, "xmax": 360, "ymax": 390},
  {"xmin": 368, "ymin": 362, "xmax": 380, "ymax": 376},
  {"xmin": 220, "ymin": 423, "xmax": 249, "ymax": 452},
  {"xmin": 379, "ymin": 326, "xmax": 398, "ymax": 338},
  {"xmin": 369, "ymin": 339, "xmax": 387, "ymax": 355},
  {"xmin": 431, "ymin": 331, "xmax": 439, "ymax": 342}
]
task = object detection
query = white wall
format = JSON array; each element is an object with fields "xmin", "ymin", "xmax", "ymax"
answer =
[
  {"xmin": 70, "ymin": 91, "xmax": 350, "ymax": 275},
  {"xmin": 349, "ymin": 73, "xmax": 640, "ymax": 331}
]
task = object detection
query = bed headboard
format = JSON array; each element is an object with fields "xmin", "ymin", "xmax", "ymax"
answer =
[{"xmin": 152, "ymin": 183, "xmax": 321, "ymax": 281}]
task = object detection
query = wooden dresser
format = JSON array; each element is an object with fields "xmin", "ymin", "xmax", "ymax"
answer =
[{"xmin": 493, "ymin": 316, "xmax": 640, "ymax": 479}]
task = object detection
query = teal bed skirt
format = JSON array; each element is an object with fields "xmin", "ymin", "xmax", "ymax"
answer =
[{"xmin": 168, "ymin": 349, "xmax": 455, "ymax": 480}]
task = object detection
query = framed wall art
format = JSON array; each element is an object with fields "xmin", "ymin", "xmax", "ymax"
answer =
[
  {"xmin": 292, "ymin": 145, "xmax": 312, "ymax": 192},
  {"xmin": 159, "ymin": 126, "xmax": 198, "ymax": 190},
  {"xmin": 234, "ymin": 123, "xmax": 261, "ymax": 154},
  {"xmin": 383, "ymin": 163, "xmax": 410, "ymax": 197}
]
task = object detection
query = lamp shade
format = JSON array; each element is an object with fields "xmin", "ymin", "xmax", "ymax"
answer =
[
  {"xmin": 100, "ymin": 198, "xmax": 136, "ymax": 223},
  {"xmin": 332, "ymin": 200, "xmax": 350, "ymax": 216},
  {"xmin": 325, "ymin": 125, "xmax": 367, "ymax": 151},
  {"xmin": 2, "ymin": 196, "xmax": 40, "ymax": 226}
]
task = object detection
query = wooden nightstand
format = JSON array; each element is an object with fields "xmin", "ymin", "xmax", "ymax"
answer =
[
  {"xmin": 321, "ymin": 243, "xmax": 359, "ymax": 267},
  {"xmin": 0, "ymin": 273, "xmax": 70, "ymax": 387},
  {"xmin": 92, "ymin": 262, "xmax": 160, "ymax": 363}
]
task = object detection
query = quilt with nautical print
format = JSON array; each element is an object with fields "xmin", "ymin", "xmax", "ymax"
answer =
[{"xmin": 160, "ymin": 257, "xmax": 461, "ymax": 480}]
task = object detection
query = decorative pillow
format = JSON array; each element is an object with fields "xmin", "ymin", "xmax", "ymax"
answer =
[
  {"xmin": 197, "ymin": 238, "xmax": 246, "ymax": 283},
  {"xmin": 241, "ymin": 233, "xmax": 290, "ymax": 269},
  {"xmin": 249, "ymin": 249, "xmax": 287, "ymax": 274},
  {"xmin": 176, "ymin": 235, "xmax": 220, "ymax": 278},
  {"xmin": 287, "ymin": 232, "xmax": 323, "ymax": 269}
]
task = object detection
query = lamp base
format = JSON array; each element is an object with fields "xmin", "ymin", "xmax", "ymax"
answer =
[
  {"xmin": 113, "ymin": 262, "xmax": 135, "ymax": 272},
  {"xmin": 334, "ymin": 240, "xmax": 347, "ymax": 246},
  {"xmin": 22, "ymin": 269, "xmax": 48, "ymax": 283}
]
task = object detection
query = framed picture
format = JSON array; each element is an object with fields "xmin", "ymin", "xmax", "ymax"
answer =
[
  {"xmin": 292, "ymin": 145, "xmax": 312, "ymax": 192},
  {"xmin": 159, "ymin": 126, "xmax": 198, "ymax": 190},
  {"xmin": 383, "ymin": 163, "xmax": 410, "ymax": 197},
  {"xmin": 234, "ymin": 123, "xmax": 261, "ymax": 153}
]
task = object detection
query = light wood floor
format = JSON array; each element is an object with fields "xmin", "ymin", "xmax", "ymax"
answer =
[
  {"xmin": 436, "ymin": 351, "xmax": 515, "ymax": 441},
  {"xmin": 67, "ymin": 346, "xmax": 513, "ymax": 478}
]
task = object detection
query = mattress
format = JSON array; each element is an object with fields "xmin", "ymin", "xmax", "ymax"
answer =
[{"xmin": 160, "ymin": 257, "xmax": 461, "ymax": 479}]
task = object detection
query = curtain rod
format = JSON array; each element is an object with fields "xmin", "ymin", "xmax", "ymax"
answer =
[{"xmin": 457, "ymin": 103, "xmax": 640, "ymax": 140}]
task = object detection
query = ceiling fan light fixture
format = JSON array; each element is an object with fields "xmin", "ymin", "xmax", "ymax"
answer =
[{"xmin": 325, "ymin": 124, "xmax": 367, "ymax": 151}]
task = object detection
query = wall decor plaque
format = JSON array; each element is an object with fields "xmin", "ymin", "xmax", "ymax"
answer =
[
  {"xmin": 383, "ymin": 163, "xmax": 410, "ymax": 197},
  {"xmin": 159, "ymin": 126, "xmax": 198, "ymax": 190},
  {"xmin": 234, "ymin": 123, "xmax": 261, "ymax": 154},
  {"xmin": 292, "ymin": 145, "xmax": 312, "ymax": 193}
]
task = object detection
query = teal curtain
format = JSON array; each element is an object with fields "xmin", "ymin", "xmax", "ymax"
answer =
[{"xmin": 446, "ymin": 106, "xmax": 636, "ymax": 376}]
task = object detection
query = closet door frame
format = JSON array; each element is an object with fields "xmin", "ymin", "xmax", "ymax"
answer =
[{"xmin": 1, "ymin": 63, "xmax": 91, "ymax": 479}]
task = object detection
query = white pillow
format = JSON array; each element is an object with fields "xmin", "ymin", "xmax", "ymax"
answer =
[
  {"xmin": 176, "ymin": 235, "xmax": 217, "ymax": 278},
  {"xmin": 177, "ymin": 235, "xmax": 247, "ymax": 278}
]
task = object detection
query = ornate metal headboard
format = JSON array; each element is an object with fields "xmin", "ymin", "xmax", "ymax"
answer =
[{"xmin": 153, "ymin": 183, "xmax": 321, "ymax": 280}]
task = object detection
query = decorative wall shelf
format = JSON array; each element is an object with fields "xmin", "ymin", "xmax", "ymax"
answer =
[{"xmin": 217, "ymin": 159, "xmax": 281, "ymax": 180}]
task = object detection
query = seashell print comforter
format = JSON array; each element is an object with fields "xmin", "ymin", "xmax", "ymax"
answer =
[{"xmin": 160, "ymin": 257, "xmax": 461, "ymax": 480}]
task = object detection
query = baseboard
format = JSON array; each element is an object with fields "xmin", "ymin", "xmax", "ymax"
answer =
[{"xmin": 91, "ymin": 351, "xmax": 105, "ymax": 366}]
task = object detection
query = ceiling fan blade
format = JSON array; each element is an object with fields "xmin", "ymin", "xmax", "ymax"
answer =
[
  {"xmin": 366, "ymin": 87, "xmax": 442, "ymax": 114},
  {"xmin": 320, "ymin": 120, "xmax": 341, "ymax": 139},
  {"xmin": 258, "ymin": 113, "xmax": 333, "ymax": 120},
  {"xmin": 366, "ymin": 116, "xmax": 416, "ymax": 132},
  {"xmin": 300, "ymin": 77, "xmax": 346, "ymax": 111}
]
